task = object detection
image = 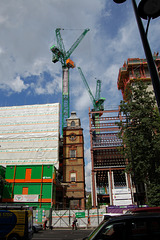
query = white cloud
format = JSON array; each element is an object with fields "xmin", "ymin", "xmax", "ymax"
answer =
[
  {"xmin": 0, "ymin": 47, "xmax": 4, "ymax": 54},
  {"xmin": 10, "ymin": 76, "xmax": 29, "ymax": 92},
  {"xmin": 0, "ymin": 15, "xmax": 8, "ymax": 24}
]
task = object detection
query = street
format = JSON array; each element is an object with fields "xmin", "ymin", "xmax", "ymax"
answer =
[{"xmin": 32, "ymin": 229, "xmax": 93, "ymax": 240}]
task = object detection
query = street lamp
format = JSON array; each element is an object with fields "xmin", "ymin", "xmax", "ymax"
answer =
[
  {"xmin": 113, "ymin": 0, "xmax": 160, "ymax": 114},
  {"xmin": 138, "ymin": 0, "xmax": 160, "ymax": 19}
]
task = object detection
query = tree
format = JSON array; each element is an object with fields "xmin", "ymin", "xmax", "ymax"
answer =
[
  {"xmin": 86, "ymin": 193, "xmax": 92, "ymax": 209},
  {"xmin": 118, "ymin": 81, "xmax": 160, "ymax": 206}
]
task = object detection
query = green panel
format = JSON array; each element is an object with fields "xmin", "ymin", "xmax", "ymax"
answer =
[
  {"xmin": 43, "ymin": 165, "xmax": 53, "ymax": 180},
  {"xmin": 15, "ymin": 166, "xmax": 26, "ymax": 179},
  {"xmin": 14, "ymin": 165, "xmax": 42, "ymax": 180},
  {"xmin": 31, "ymin": 165, "xmax": 42, "ymax": 179},
  {"xmin": 14, "ymin": 184, "xmax": 23, "ymax": 194},
  {"xmin": 42, "ymin": 183, "xmax": 51, "ymax": 198},
  {"xmin": 5, "ymin": 166, "xmax": 15, "ymax": 179},
  {"xmin": 13, "ymin": 183, "xmax": 41, "ymax": 195},
  {"xmin": 41, "ymin": 203, "xmax": 51, "ymax": 210},
  {"xmin": 28, "ymin": 184, "xmax": 41, "ymax": 195}
]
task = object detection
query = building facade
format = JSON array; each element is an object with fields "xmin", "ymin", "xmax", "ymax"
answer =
[
  {"xmin": 63, "ymin": 112, "xmax": 85, "ymax": 209},
  {"xmin": 0, "ymin": 103, "xmax": 60, "ymax": 209},
  {"xmin": 3, "ymin": 164, "xmax": 56, "ymax": 209},
  {"xmin": 117, "ymin": 53, "xmax": 160, "ymax": 100}
]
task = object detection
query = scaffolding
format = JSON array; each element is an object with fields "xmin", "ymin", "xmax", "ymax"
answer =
[{"xmin": 89, "ymin": 108, "xmax": 133, "ymax": 208}]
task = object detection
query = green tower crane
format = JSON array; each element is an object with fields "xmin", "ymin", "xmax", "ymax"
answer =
[
  {"xmin": 77, "ymin": 67, "xmax": 105, "ymax": 112},
  {"xmin": 50, "ymin": 28, "xmax": 90, "ymax": 134}
]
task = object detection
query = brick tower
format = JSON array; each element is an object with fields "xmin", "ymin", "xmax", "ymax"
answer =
[{"xmin": 63, "ymin": 111, "xmax": 85, "ymax": 209}]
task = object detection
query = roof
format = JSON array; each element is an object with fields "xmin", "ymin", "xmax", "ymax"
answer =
[{"xmin": 68, "ymin": 111, "xmax": 79, "ymax": 120}]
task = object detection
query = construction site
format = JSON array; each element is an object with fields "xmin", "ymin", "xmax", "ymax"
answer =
[{"xmin": 0, "ymin": 25, "xmax": 160, "ymax": 218}]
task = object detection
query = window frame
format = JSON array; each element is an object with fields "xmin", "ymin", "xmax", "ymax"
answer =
[
  {"xmin": 71, "ymin": 121, "xmax": 75, "ymax": 127},
  {"xmin": 22, "ymin": 187, "xmax": 28, "ymax": 195},
  {"xmin": 70, "ymin": 149, "xmax": 76, "ymax": 158},
  {"xmin": 70, "ymin": 172, "xmax": 76, "ymax": 182}
]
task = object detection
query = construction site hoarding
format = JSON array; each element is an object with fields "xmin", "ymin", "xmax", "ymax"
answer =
[{"xmin": 0, "ymin": 103, "xmax": 60, "ymax": 169}]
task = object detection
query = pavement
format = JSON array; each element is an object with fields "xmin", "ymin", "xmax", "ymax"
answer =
[{"xmin": 32, "ymin": 228, "xmax": 93, "ymax": 240}]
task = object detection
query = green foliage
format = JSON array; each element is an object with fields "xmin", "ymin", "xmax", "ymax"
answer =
[
  {"xmin": 118, "ymin": 81, "xmax": 160, "ymax": 206},
  {"xmin": 86, "ymin": 193, "xmax": 92, "ymax": 209},
  {"xmin": 2, "ymin": 183, "xmax": 12, "ymax": 199},
  {"xmin": 147, "ymin": 183, "xmax": 160, "ymax": 206}
]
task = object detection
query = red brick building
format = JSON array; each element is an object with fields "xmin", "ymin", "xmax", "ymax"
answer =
[
  {"xmin": 117, "ymin": 52, "xmax": 160, "ymax": 100},
  {"xmin": 62, "ymin": 112, "xmax": 85, "ymax": 209}
]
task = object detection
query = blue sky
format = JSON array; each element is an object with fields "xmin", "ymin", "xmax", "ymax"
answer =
[{"xmin": 0, "ymin": 0, "xmax": 160, "ymax": 191}]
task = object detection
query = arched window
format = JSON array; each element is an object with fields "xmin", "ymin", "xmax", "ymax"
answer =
[{"xmin": 71, "ymin": 121, "xmax": 75, "ymax": 127}]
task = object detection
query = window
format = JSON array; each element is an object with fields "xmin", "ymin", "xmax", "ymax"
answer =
[
  {"xmin": 70, "ymin": 173, "xmax": 76, "ymax": 182},
  {"xmin": 71, "ymin": 121, "xmax": 75, "ymax": 127},
  {"xmin": 70, "ymin": 149, "xmax": 76, "ymax": 158},
  {"xmin": 25, "ymin": 168, "xmax": 32, "ymax": 180},
  {"xmin": 22, "ymin": 187, "xmax": 28, "ymax": 194},
  {"xmin": 99, "ymin": 222, "xmax": 126, "ymax": 239}
]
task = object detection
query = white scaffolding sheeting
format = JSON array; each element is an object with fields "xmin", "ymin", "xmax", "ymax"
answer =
[{"xmin": 0, "ymin": 103, "xmax": 60, "ymax": 169}]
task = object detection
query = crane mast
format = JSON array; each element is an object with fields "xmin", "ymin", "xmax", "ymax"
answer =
[
  {"xmin": 95, "ymin": 80, "xmax": 101, "ymax": 102},
  {"xmin": 77, "ymin": 67, "xmax": 106, "ymax": 129},
  {"xmin": 77, "ymin": 67, "xmax": 105, "ymax": 112},
  {"xmin": 50, "ymin": 28, "xmax": 89, "ymax": 134}
]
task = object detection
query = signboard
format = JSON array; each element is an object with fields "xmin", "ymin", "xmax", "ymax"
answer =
[
  {"xmin": 113, "ymin": 199, "xmax": 133, "ymax": 206},
  {"xmin": 75, "ymin": 212, "xmax": 85, "ymax": 218},
  {"xmin": 14, "ymin": 194, "xmax": 39, "ymax": 202},
  {"xmin": 107, "ymin": 205, "xmax": 137, "ymax": 214},
  {"xmin": 112, "ymin": 188, "xmax": 132, "ymax": 206},
  {"xmin": 113, "ymin": 193, "xmax": 132, "ymax": 200},
  {"xmin": 112, "ymin": 188, "xmax": 131, "ymax": 194}
]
